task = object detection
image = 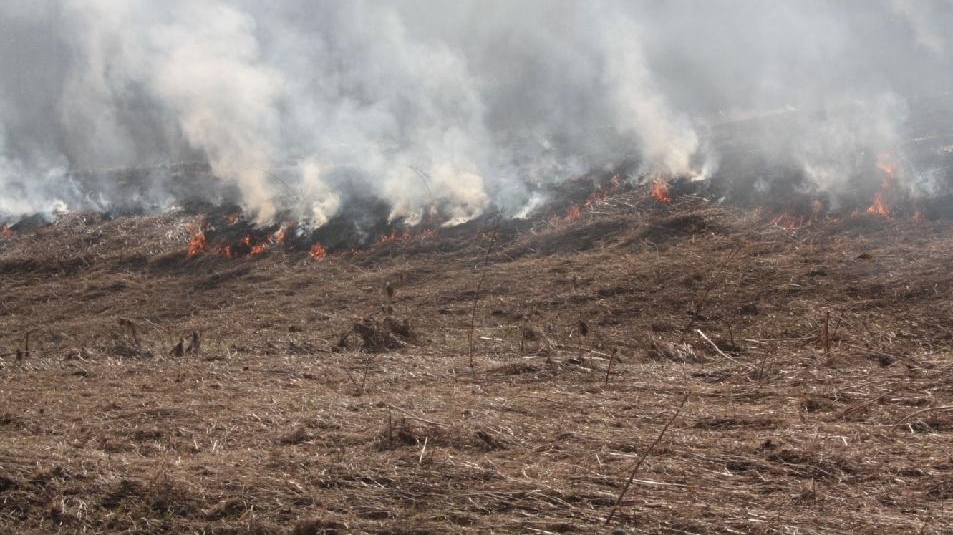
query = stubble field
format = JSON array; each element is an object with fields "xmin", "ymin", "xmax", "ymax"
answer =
[{"xmin": 2, "ymin": 186, "xmax": 953, "ymax": 533}]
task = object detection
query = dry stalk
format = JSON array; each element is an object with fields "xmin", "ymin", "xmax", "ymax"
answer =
[
  {"xmin": 681, "ymin": 246, "xmax": 743, "ymax": 339},
  {"xmin": 890, "ymin": 405, "xmax": 953, "ymax": 431},
  {"xmin": 187, "ymin": 331, "xmax": 200, "ymax": 356},
  {"xmin": 386, "ymin": 404, "xmax": 447, "ymax": 428},
  {"xmin": 755, "ymin": 352, "xmax": 772, "ymax": 381},
  {"xmin": 341, "ymin": 361, "xmax": 364, "ymax": 395},
  {"xmin": 341, "ymin": 352, "xmax": 376, "ymax": 395},
  {"xmin": 606, "ymin": 395, "xmax": 688, "ymax": 525},
  {"xmin": 418, "ymin": 436, "xmax": 429, "ymax": 465},
  {"xmin": 118, "ymin": 318, "xmax": 140, "ymax": 347},
  {"xmin": 467, "ymin": 217, "xmax": 500, "ymax": 368},
  {"xmin": 604, "ymin": 348, "xmax": 617, "ymax": 386},
  {"xmin": 695, "ymin": 329, "xmax": 753, "ymax": 370}
]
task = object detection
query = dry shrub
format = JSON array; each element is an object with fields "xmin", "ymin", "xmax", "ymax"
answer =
[
  {"xmin": 278, "ymin": 426, "xmax": 312, "ymax": 445},
  {"xmin": 646, "ymin": 341, "xmax": 704, "ymax": 363},
  {"xmin": 340, "ymin": 316, "xmax": 417, "ymax": 352}
]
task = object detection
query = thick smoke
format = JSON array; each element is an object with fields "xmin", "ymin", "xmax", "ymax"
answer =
[{"xmin": 1, "ymin": 1, "xmax": 952, "ymax": 224}]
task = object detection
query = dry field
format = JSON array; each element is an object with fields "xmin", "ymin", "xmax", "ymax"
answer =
[{"xmin": 2, "ymin": 187, "xmax": 953, "ymax": 533}]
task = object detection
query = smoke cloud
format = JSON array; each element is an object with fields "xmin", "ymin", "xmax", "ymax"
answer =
[{"xmin": 1, "ymin": 1, "xmax": 952, "ymax": 224}]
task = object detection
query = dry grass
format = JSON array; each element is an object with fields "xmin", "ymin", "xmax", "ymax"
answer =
[{"xmin": 2, "ymin": 192, "xmax": 953, "ymax": 533}]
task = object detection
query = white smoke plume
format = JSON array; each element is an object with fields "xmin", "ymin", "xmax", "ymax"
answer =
[{"xmin": 1, "ymin": 1, "xmax": 952, "ymax": 224}]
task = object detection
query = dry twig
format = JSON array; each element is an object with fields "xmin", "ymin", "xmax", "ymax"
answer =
[
  {"xmin": 695, "ymin": 329, "xmax": 753, "ymax": 370},
  {"xmin": 890, "ymin": 405, "xmax": 953, "ymax": 431},
  {"xmin": 606, "ymin": 395, "xmax": 688, "ymax": 525}
]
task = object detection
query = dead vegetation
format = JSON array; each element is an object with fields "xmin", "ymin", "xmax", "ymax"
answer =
[{"xmin": 2, "ymin": 188, "xmax": 953, "ymax": 533}]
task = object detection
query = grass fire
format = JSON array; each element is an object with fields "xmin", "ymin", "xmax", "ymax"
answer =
[{"xmin": 3, "ymin": 2, "xmax": 953, "ymax": 534}]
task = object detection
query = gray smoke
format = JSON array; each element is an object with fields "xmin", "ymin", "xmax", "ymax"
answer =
[{"xmin": 1, "ymin": 0, "xmax": 952, "ymax": 223}]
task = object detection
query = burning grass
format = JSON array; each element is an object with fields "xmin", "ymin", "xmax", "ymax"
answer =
[{"xmin": 2, "ymin": 186, "xmax": 953, "ymax": 532}]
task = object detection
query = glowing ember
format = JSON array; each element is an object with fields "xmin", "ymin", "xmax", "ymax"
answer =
[
  {"xmin": 771, "ymin": 213, "xmax": 808, "ymax": 231},
  {"xmin": 562, "ymin": 204, "xmax": 582, "ymax": 223},
  {"xmin": 0, "ymin": 223, "xmax": 14, "ymax": 238},
  {"xmin": 309, "ymin": 242, "xmax": 327, "ymax": 261},
  {"xmin": 187, "ymin": 231, "xmax": 207, "ymax": 258},
  {"xmin": 250, "ymin": 243, "xmax": 269, "ymax": 256},
  {"xmin": 651, "ymin": 178, "xmax": 672, "ymax": 203},
  {"xmin": 377, "ymin": 228, "xmax": 412, "ymax": 245},
  {"xmin": 867, "ymin": 192, "xmax": 892, "ymax": 218},
  {"xmin": 378, "ymin": 229, "xmax": 398, "ymax": 244},
  {"xmin": 609, "ymin": 173, "xmax": 623, "ymax": 190},
  {"xmin": 584, "ymin": 175, "xmax": 623, "ymax": 209}
]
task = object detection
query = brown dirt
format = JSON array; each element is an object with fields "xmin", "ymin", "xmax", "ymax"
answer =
[{"xmin": 2, "ymin": 190, "xmax": 953, "ymax": 533}]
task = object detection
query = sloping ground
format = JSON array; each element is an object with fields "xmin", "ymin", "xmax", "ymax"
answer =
[{"xmin": 2, "ymin": 191, "xmax": 953, "ymax": 533}]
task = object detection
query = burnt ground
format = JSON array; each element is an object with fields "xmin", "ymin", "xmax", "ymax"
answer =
[{"xmin": 2, "ymin": 188, "xmax": 953, "ymax": 533}]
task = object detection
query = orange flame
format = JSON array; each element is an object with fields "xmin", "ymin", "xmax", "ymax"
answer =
[
  {"xmin": 241, "ymin": 235, "xmax": 252, "ymax": 247},
  {"xmin": 866, "ymin": 152, "xmax": 898, "ymax": 218},
  {"xmin": 651, "ymin": 178, "xmax": 672, "ymax": 203},
  {"xmin": 250, "ymin": 243, "xmax": 269, "ymax": 256},
  {"xmin": 187, "ymin": 231, "xmax": 207, "ymax": 258},
  {"xmin": 876, "ymin": 152, "xmax": 898, "ymax": 178},
  {"xmin": 272, "ymin": 225, "xmax": 290, "ymax": 246},
  {"xmin": 0, "ymin": 223, "xmax": 14, "ymax": 238},
  {"xmin": 219, "ymin": 244, "xmax": 234, "ymax": 258},
  {"xmin": 377, "ymin": 228, "xmax": 412, "ymax": 245},
  {"xmin": 867, "ymin": 192, "xmax": 892, "ymax": 218},
  {"xmin": 309, "ymin": 242, "xmax": 327, "ymax": 261},
  {"xmin": 562, "ymin": 204, "xmax": 582, "ymax": 223}
]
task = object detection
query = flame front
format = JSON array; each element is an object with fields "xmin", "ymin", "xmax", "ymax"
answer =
[
  {"xmin": 562, "ymin": 204, "xmax": 582, "ymax": 223},
  {"xmin": 866, "ymin": 192, "xmax": 892, "ymax": 217},
  {"xmin": 272, "ymin": 225, "xmax": 289, "ymax": 246},
  {"xmin": 866, "ymin": 153, "xmax": 898, "ymax": 218},
  {"xmin": 188, "ymin": 231, "xmax": 207, "ymax": 258},
  {"xmin": 309, "ymin": 242, "xmax": 327, "ymax": 261},
  {"xmin": 651, "ymin": 178, "xmax": 672, "ymax": 203},
  {"xmin": 378, "ymin": 228, "xmax": 413, "ymax": 245}
]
